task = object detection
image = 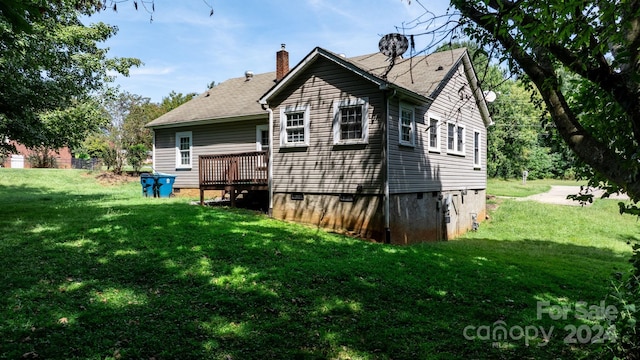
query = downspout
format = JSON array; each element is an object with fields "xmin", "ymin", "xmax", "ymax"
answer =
[
  {"xmin": 264, "ymin": 106, "xmax": 274, "ymax": 217},
  {"xmin": 384, "ymin": 87, "xmax": 397, "ymax": 244}
]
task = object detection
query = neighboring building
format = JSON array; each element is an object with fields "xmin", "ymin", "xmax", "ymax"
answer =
[
  {"xmin": 1, "ymin": 141, "xmax": 73, "ymax": 169},
  {"xmin": 146, "ymin": 45, "xmax": 492, "ymax": 244}
]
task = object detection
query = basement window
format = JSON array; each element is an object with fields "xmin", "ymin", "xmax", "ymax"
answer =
[
  {"xmin": 339, "ymin": 194, "xmax": 355, "ymax": 202},
  {"xmin": 290, "ymin": 193, "xmax": 304, "ymax": 201}
]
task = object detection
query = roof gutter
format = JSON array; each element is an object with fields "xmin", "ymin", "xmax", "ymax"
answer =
[
  {"xmin": 145, "ymin": 113, "xmax": 267, "ymax": 130},
  {"xmin": 381, "ymin": 83, "xmax": 429, "ymax": 106},
  {"xmin": 460, "ymin": 52, "xmax": 493, "ymax": 127}
]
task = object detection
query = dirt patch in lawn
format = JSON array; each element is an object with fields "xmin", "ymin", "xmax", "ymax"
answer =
[{"xmin": 91, "ymin": 172, "xmax": 139, "ymax": 186}]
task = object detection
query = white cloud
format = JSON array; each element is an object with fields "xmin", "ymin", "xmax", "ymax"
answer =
[
  {"xmin": 93, "ymin": 0, "xmax": 453, "ymax": 102},
  {"xmin": 129, "ymin": 66, "xmax": 175, "ymax": 76}
]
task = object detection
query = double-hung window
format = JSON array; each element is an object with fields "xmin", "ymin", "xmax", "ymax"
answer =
[
  {"xmin": 399, "ymin": 104, "xmax": 415, "ymax": 146},
  {"xmin": 175, "ymin": 131, "xmax": 192, "ymax": 169},
  {"xmin": 333, "ymin": 97, "xmax": 369, "ymax": 144},
  {"xmin": 256, "ymin": 124, "xmax": 269, "ymax": 151},
  {"xmin": 473, "ymin": 130, "xmax": 481, "ymax": 168},
  {"xmin": 280, "ymin": 105, "xmax": 310, "ymax": 147},
  {"xmin": 446, "ymin": 122, "xmax": 465, "ymax": 155},
  {"xmin": 427, "ymin": 115, "xmax": 440, "ymax": 152}
]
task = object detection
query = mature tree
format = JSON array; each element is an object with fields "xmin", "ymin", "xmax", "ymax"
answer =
[
  {"xmin": 439, "ymin": 42, "xmax": 573, "ymax": 179},
  {"xmin": 87, "ymin": 89, "xmax": 196, "ymax": 173},
  {"xmin": 420, "ymin": 2, "xmax": 640, "ymax": 355},
  {"xmin": 96, "ymin": 90, "xmax": 140, "ymax": 174},
  {"xmin": 440, "ymin": 0, "xmax": 640, "ymax": 206},
  {"xmin": 26, "ymin": 99, "xmax": 110, "ymax": 168},
  {"xmin": 121, "ymin": 90, "xmax": 197, "ymax": 151},
  {"xmin": 39, "ymin": 99, "xmax": 110, "ymax": 150},
  {"xmin": 158, "ymin": 91, "xmax": 198, "ymax": 113},
  {"xmin": 0, "ymin": 0, "xmax": 140, "ymax": 154},
  {"xmin": 119, "ymin": 94, "xmax": 156, "ymax": 150},
  {"xmin": 439, "ymin": 42, "xmax": 568, "ymax": 179},
  {"xmin": 0, "ymin": 0, "xmax": 213, "ymax": 30},
  {"xmin": 487, "ymin": 81, "xmax": 545, "ymax": 178}
]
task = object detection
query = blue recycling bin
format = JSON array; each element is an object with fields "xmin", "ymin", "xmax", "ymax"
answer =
[
  {"xmin": 140, "ymin": 172, "xmax": 176, "ymax": 198},
  {"xmin": 140, "ymin": 173, "xmax": 156, "ymax": 197},
  {"xmin": 154, "ymin": 172, "xmax": 176, "ymax": 198}
]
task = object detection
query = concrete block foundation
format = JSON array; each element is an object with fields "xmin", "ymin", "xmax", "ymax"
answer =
[
  {"xmin": 389, "ymin": 189, "xmax": 486, "ymax": 244},
  {"xmin": 272, "ymin": 190, "xmax": 486, "ymax": 244},
  {"xmin": 272, "ymin": 193, "xmax": 385, "ymax": 241}
]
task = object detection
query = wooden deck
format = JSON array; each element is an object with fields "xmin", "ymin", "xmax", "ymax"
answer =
[{"xmin": 199, "ymin": 151, "xmax": 268, "ymax": 206}]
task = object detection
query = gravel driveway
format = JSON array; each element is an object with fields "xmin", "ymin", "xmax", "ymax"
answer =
[{"xmin": 518, "ymin": 186, "xmax": 630, "ymax": 206}]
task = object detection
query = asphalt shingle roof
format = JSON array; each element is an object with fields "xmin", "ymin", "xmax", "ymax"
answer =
[
  {"xmin": 146, "ymin": 47, "xmax": 467, "ymax": 128},
  {"xmin": 146, "ymin": 71, "xmax": 276, "ymax": 128},
  {"xmin": 347, "ymin": 47, "xmax": 467, "ymax": 98}
]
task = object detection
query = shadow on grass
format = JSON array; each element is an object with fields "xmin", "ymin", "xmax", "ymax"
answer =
[{"xmin": 0, "ymin": 184, "xmax": 630, "ymax": 359}]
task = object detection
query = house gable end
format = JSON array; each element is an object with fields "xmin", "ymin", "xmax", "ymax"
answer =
[
  {"xmin": 260, "ymin": 47, "xmax": 430, "ymax": 106},
  {"xmin": 270, "ymin": 54, "xmax": 386, "ymax": 195}
]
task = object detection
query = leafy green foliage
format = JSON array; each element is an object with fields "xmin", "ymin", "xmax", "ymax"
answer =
[
  {"xmin": 441, "ymin": 42, "xmax": 575, "ymax": 180},
  {"xmin": 38, "ymin": 99, "xmax": 110, "ymax": 150},
  {"xmin": 127, "ymin": 144, "xmax": 147, "ymax": 174},
  {"xmin": 0, "ymin": 1, "xmax": 140, "ymax": 154},
  {"xmin": 81, "ymin": 133, "xmax": 110, "ymax": 159},
  {"xmin": 442, "ymin": 2, "xmax": 640, "ymax": 356},
  {"xmin": 26, "ymin": 146, "xmax": 58, "ymax": 168},
  {"xmin": 487, "ymin": 81, "xmax": 554, "ymax": 179},
  {"xmin": 159, "ymin": 90, "xmax": 198, "ymax": 113},
  {"xmin": 557, "ymin": 69, "xmax": 635, "ymax": 195},
  {"xmin": 450, "ymin": 0, "xmax": 640, "ymax": 200},
  {"xmin": 102, "ymin": 146, "xmax": 120, "ymax": 172},
  {"xmin": 606, "ymin": 243, "xmax": 640, "ymax": 359},
  {"xmin": 82, "ymin": 89, "xmax": 195, "ymax": 174},
  {"xmin": 121, "ymin": 90, "xmax": 197, "ymax": 151}
]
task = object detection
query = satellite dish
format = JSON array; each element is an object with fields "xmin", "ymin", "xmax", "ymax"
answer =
[
  {"xmin": 483, "ymin": 90, "xmax": 497, "ymax": 103},
  {"xmin": 378, "ymin": 33, "xmax": 409, "ymax": 58}
]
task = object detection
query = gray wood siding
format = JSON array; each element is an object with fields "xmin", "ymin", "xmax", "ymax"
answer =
[
  {"xmin": 271, "ymin": 57, "xmax": 384, "ymax": 194},
  {"xmin": 389, "ymin": 63, "xmax": 487, "ymax": 193},
  {"xmin": 153, "ymin": 119, "xmax": 267, "ymax": 188}
]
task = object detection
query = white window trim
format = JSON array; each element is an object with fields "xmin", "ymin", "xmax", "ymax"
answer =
[
  {"xmin": 175, "ymin": 131, "xmax": 193, "ymax": 169},
  {"xmin": 256, "ymin": 124, "xmax": 269, "ymax": 151},
  {"xmin": 427, "ymin": 113, "xmax": 441, "ymax": 153},
  {"xmin": 446, "ymin": 121, "xmax": 465, "ymax": 156},
  {"xmin": 152, "ymin": 130, "xmax": 156, "ymax": 170},
  {"xmin": 280, "ymin": 105, "xmax": 310, "ymax": 148},
  {"xmin": 473, "ymin": 129, "xmax": 482, "ymax": 168},
  {"xmin": 398, "ymin": 103, "xmax": 416, "ymax": 147},
  {"xmin": 332, "ymin": 97, "xmax": 369, "ymax": 145}
]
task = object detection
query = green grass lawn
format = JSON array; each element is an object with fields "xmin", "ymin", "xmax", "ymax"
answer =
[
  {"xmin": 487, "ymin": 178, "xmax": 582, "ymax": 197},
  {"xmin": 0, "ymin": 169, "xmax": 637, "ymax": 359}
]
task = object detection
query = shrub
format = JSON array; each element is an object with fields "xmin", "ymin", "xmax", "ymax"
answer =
[
  {"xmin": 127, "ymin": 144, "xmax": 147, "ymax": 174},
  {"xmin": 27, "ymin": 146, "xmax": 58, "ymax": 168},
  {"xmin": 606, "ymin": 243, "xmax": 640, "ymax": 359}
]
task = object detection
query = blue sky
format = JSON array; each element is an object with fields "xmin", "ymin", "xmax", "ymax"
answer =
[{"xmin": 83, "ymin": 0, "xmax": 453, "ymax": 102}]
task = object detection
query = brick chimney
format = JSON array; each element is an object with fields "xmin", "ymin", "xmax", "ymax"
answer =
[{"xmin": 276, "ymin": 44, "xmax": 289, "ymax": 81}]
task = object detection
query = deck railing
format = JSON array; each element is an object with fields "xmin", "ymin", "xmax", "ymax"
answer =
[{"xmin": 199, "ymin": 150, "xmax": 268, "ymax": 189}]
